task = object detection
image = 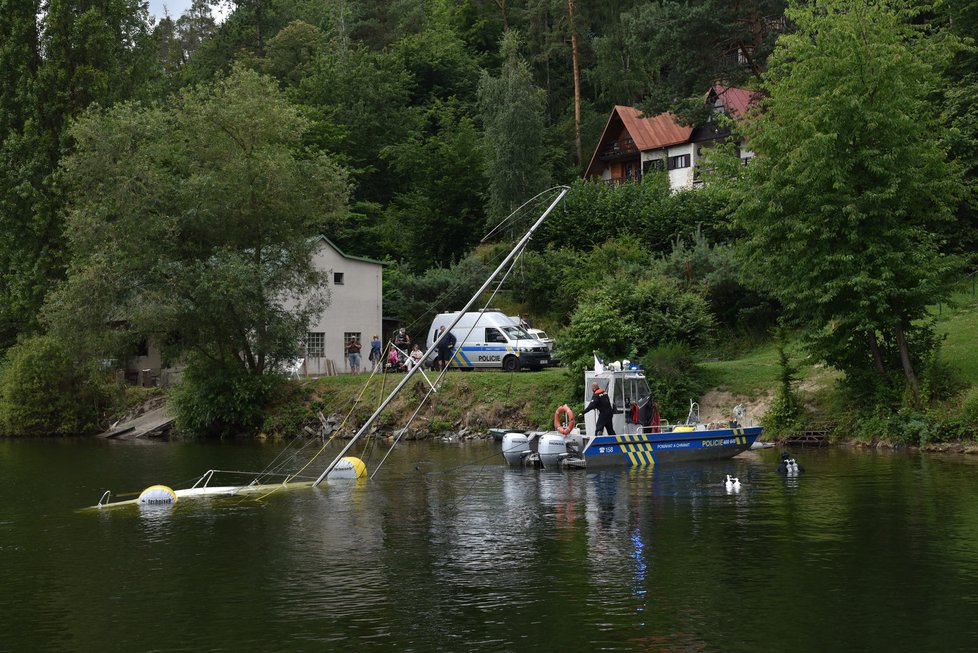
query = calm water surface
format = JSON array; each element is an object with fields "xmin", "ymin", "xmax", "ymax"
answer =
[{"xmin": 2, "ymin": 438, "xmax": 978, "ymax": 652}]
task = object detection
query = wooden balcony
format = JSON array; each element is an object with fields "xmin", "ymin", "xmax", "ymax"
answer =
[{"xmin": 598, "ymin": 142, "xmax": 639, "ymax": 161}]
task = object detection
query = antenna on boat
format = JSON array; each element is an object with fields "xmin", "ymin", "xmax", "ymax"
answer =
[{"xmin": 312, "ymin": 186, "xmax": 571, "ymax": 488}]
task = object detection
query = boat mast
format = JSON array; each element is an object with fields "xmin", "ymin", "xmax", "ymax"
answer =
[{"xmin": 312, "ymin": 186, "xmax": 570, "ymax": 487}]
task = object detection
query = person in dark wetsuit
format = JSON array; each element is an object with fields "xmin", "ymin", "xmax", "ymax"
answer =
[
  {"xmin": 582, "ymin": 382, "xmax": 616, "ymax": 435},
  {"xmin": 777, "ymin": 452, "xmax": 804, "ymax": 475}
]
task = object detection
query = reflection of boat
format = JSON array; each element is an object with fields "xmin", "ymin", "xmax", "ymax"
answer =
[{"xmin": 502, "ymin": 365, "xmax": 761, "ymax": 469}]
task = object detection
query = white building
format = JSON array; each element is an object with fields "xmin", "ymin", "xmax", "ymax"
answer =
[
  {"xmin": 302, "ymin": 236, "xmax": 384, "ymax": 376},
  {"xmin": 584, "ymin": 85, "xmax": 758, "ymax": 191},
  {"xmin": 127, "ymin": 235, "xmax": 384, "ymax": 383}
]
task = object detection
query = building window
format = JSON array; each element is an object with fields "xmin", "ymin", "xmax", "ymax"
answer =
[
  {"xmin": 333, "ymin": 272, "xmax": 344, "ymax": 285},
  {"xmin": 306, "ymin": 332, "xmax": 325, "ymax": 358},
  {"xmin": 643, "ymin": 159, "xmax": 665, "ymax": 175},
  {"xmin": 344, "ymin": 332, "xmax": 361, "ymax": 349},
  {"xmin": 667, "ymin": 154, "xmax": 691, "ymax": 170}
]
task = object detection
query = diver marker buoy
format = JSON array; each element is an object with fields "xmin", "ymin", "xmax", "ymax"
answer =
[
  {"xmin": 138, "ymin": 484, "xmax": 177, "ymax": 506},
  {"xmin": 326, "ymin": 456, "xmax": 368, "ymax": 480}
]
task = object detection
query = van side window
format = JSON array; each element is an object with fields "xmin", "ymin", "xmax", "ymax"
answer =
[{"xmin": 486, "ymin": 328, "xmax": 507, "ymax": 343}]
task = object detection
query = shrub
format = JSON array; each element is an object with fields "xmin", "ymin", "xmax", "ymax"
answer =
[
  {"xmin": 638, "ymin": 344, "xmax": 709, "ymax": 423},
  {"xmin": 762, "ymin": 326, "xmax": 804, "ymax": 437},
  {"xmin": 850, "ymin": 407, "xmax": 942, "ymax": 446},
  {"xmin": 951, "ymin": 387, "xmax": 978, "ymax": 441},
  {"xmin": 170, "ymin": 355, "xmax": 282, "ymax": 438},
  {"xmin": 0, "ymin": 335, "xmax": 121, "ymax": 437}
]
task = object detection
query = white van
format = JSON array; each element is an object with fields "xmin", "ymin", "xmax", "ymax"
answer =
[
  {"xmin": 509, "ymin": 316, "xmax": 555, "ymax": 354},
  {"xmin": 427, "ymin": 311, "xmax": 552, "ymax": 371}
]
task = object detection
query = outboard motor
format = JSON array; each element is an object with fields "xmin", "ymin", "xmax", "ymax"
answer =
[
  {"xmin": 537, "ymin": 432, "xmax": 569, "ymax": 469},
  {"xmin": 501, "ymin": 432, "xmax": 530, "ymax": 466}
]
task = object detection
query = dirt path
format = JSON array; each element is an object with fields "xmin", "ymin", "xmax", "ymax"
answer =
[{"xmin": 698, "ymin": 389, "xmax": 771, "ymax": 425}]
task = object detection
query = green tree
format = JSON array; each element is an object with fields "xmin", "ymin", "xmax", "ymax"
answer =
[
  {"xmin": 0, "ymin": 335, "xmax": 120, "ymax": 437},
  {"xmin": 383, "ymin": 255, "xmax": 492, "ymax": 333},
  {"xmin": 382, "ymin": 101, "xmax": 488, "ymax": 267},
  {"xmin": 732, "ymin": 0, "xmax": 964, "ymax": 404},
  {"xmin": 49, "ymin": 67, "xmax": 349, "ymax": 435},
  {"xmin": 295, "ymin": 42, "xmax": 416, "ymax": 250},
  {"xmin": 263, "ymin": 19, "xmax": 325, "ymax": 86},
  {"xmin": 0, "ymin": 0, "xmax": 159, "ymax": 353},
  {"xmin": 478, "ymin": 30, "xmax": 552, "ymax": 221},
  {"xmin": 558, "ymin": 261, "xmax": 714, "ymax": 373},
  {"xmin": 592, "ymin": 0, "xmax": 787, "ymax": 120}
]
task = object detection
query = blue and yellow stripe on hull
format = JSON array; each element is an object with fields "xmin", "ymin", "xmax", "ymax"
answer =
[{"xmin": 584, "ymin": 426, "xmax": 762, "ymax": 468}]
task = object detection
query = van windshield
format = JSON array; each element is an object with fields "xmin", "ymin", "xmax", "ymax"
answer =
[{"xmin": 501, "ymin": 326, "xmax": 532, "ymax": 340}]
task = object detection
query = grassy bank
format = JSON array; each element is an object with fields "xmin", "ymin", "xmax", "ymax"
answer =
[
  {"xmin": 249, "ymin": 287, "xmax": 978, "ymax": 443},
  {"xmin": 260, "ymin": 368, "xmax": 578, "ymax": 439}
]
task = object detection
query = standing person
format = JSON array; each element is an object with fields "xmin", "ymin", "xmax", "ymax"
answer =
[
  {"xmin": 436, "ymin": 325, "xmax": 456, "ymax": 371},
  {"xmin": 347, "ymin": 337, "xmax": 362, "ymax": 374},
  {"xmin": 393, "ymin": 328, "xmax": 410, "ymax": 355},
  {"xmin": 581, "ymin": 382, "xmax": 615, "ymax": 435},
  {"xmin": 368, "ymin": 335, "xmax": 382, "ymax": 371}
]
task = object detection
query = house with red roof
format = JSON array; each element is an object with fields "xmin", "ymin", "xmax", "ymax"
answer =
[{"xmin": 583, "ymin": 85, "xmax": 758, "ymax": 190}]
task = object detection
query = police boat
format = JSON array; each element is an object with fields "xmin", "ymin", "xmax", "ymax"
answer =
[{"xmin": 502, "ymin": 361, "xmax": 762, "ymax": 469}]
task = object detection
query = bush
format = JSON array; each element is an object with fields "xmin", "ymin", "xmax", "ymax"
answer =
[
  {"xmin": 950, "ymin": 387, "xmax": 978, "ymax": 441},
  {"xmin": 638, "ymin": 344, "xmax": 709, "ymax": 423},
  {"xmin": 762, "ymin": 326, "xmax": 804, "ymax": 437},
  {"xmin": 170, "ymin": 356, "xmax": 282, "ymax": 438},
  {"xmin": 0, "ymin": 335, "xmax": 121, "ymax": 436},
  {"xmin": 850, "ymin": 407, "xmax": 942, "ymax": 446},
  {"xmin": 557, "ymin": 301, "xmax": 641, "ymax": 375}
]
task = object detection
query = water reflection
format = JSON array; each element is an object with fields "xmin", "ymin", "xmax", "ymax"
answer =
[{"xmin": 6, "ymin": 440, "xmax": 978, "ymax": 651}]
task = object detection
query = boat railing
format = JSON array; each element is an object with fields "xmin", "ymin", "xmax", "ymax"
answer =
[
  {"xmin": 191, "ymin": 470, "xmax": 217, "ymax": 489},
  {"xmin": 97, "ymin": 490, "xmax": 112, "ymax": 507},
  {"xmin": 630, "ymin": 420, "xmax": 740, "ymax": 435}
]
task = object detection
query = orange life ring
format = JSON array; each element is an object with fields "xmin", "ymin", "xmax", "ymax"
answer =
[{"xmin": 554, "ymin": 404, "xmax": 575, "ymax": 435}]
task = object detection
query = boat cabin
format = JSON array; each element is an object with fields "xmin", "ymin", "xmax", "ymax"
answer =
[{"xmin": 582, "ymin": 368, "xmax": 655, "ymax": 437}]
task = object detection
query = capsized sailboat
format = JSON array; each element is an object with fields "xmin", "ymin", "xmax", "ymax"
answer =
[{"xmin": 89, "ymin": 187, "xmax": 572, "ymax": 510}]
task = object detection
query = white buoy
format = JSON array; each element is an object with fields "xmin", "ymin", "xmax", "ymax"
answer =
[
  {"xmin": 138, "ymin": 484, "xmax": 176, "ymax": 506},
  {"xmin": 326, "ymin": 456, "xmax": 368, "ymax": 480}
]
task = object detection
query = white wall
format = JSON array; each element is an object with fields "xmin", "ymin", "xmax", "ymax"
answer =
[
  {"xmin": 666, "ymin": 143, "xmax": 696, "ymax": 190},
  {"xmin": 304, "ymin": 240, "xmax": 383, "ymax": 375}
]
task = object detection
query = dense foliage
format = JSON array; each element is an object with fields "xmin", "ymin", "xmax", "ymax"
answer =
[
  {"xmin": 1, "ymin": 0, "xmax": 977, "ymax": 437},
  {"xmin": 0, "ymin": 335, "xmax": 120, "ymax": 436},
  {"xmin": 45, "ymin": 67, "xmax": 348, "ymax": 434},
  {"xmin": 729, "ymin": 0, "xmax": 965, "ymax": 408}
]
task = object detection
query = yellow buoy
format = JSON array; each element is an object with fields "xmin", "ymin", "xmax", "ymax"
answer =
[
  {"xmin": 326, "ymin": 456, "xmax": 368, "ymax": 480},
  {"xmin": 138, "ymin": 484, "xmax": 177, "ymax": 506}
]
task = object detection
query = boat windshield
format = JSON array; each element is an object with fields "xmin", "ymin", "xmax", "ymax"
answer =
[
  {"xmin": 502, "ymin": 326, "xmax": 532, "ymax": 340},
  {"xmin": 613, "ymin": 374, "xmax": 652, "ymax": 411}
]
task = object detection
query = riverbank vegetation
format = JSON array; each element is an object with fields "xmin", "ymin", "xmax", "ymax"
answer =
[{"xmin": 0, "ymin": 1, "xmax": 976, "ymax": 444}]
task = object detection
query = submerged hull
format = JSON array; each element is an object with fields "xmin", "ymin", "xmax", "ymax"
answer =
[{"xmin": 582, "ymin": 426, "xmax": 761, "ymax": 468}]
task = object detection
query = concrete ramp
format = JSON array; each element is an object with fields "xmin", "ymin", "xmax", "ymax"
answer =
[{"xmin": 98, "ymin": 406, "xmax": 174, "ymax": 439}]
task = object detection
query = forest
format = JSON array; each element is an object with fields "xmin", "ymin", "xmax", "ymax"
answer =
[{"xmin": 0, "ymin": 0, "xmax": 976, "ymax": 438}]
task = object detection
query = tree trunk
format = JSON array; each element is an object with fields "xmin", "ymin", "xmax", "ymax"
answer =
[
  {"xmin": 894, "ymin": 321, "xmax": 920, "ymax": 402},
  {"xmin": 495, "ymin": 0, "xmax": 508, "ymax": 30},
  {"xmin": 866, "ymin": 331, "xmax": 886, "ymax": 376},
  {"xmin": 567, "ymin": 0, "xmax": 582, "ymax": 165}
]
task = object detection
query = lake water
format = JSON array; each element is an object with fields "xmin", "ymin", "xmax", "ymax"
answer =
[{"xmin": 3, "ymin": 438, "xmax": 978, "ymax": 652}]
